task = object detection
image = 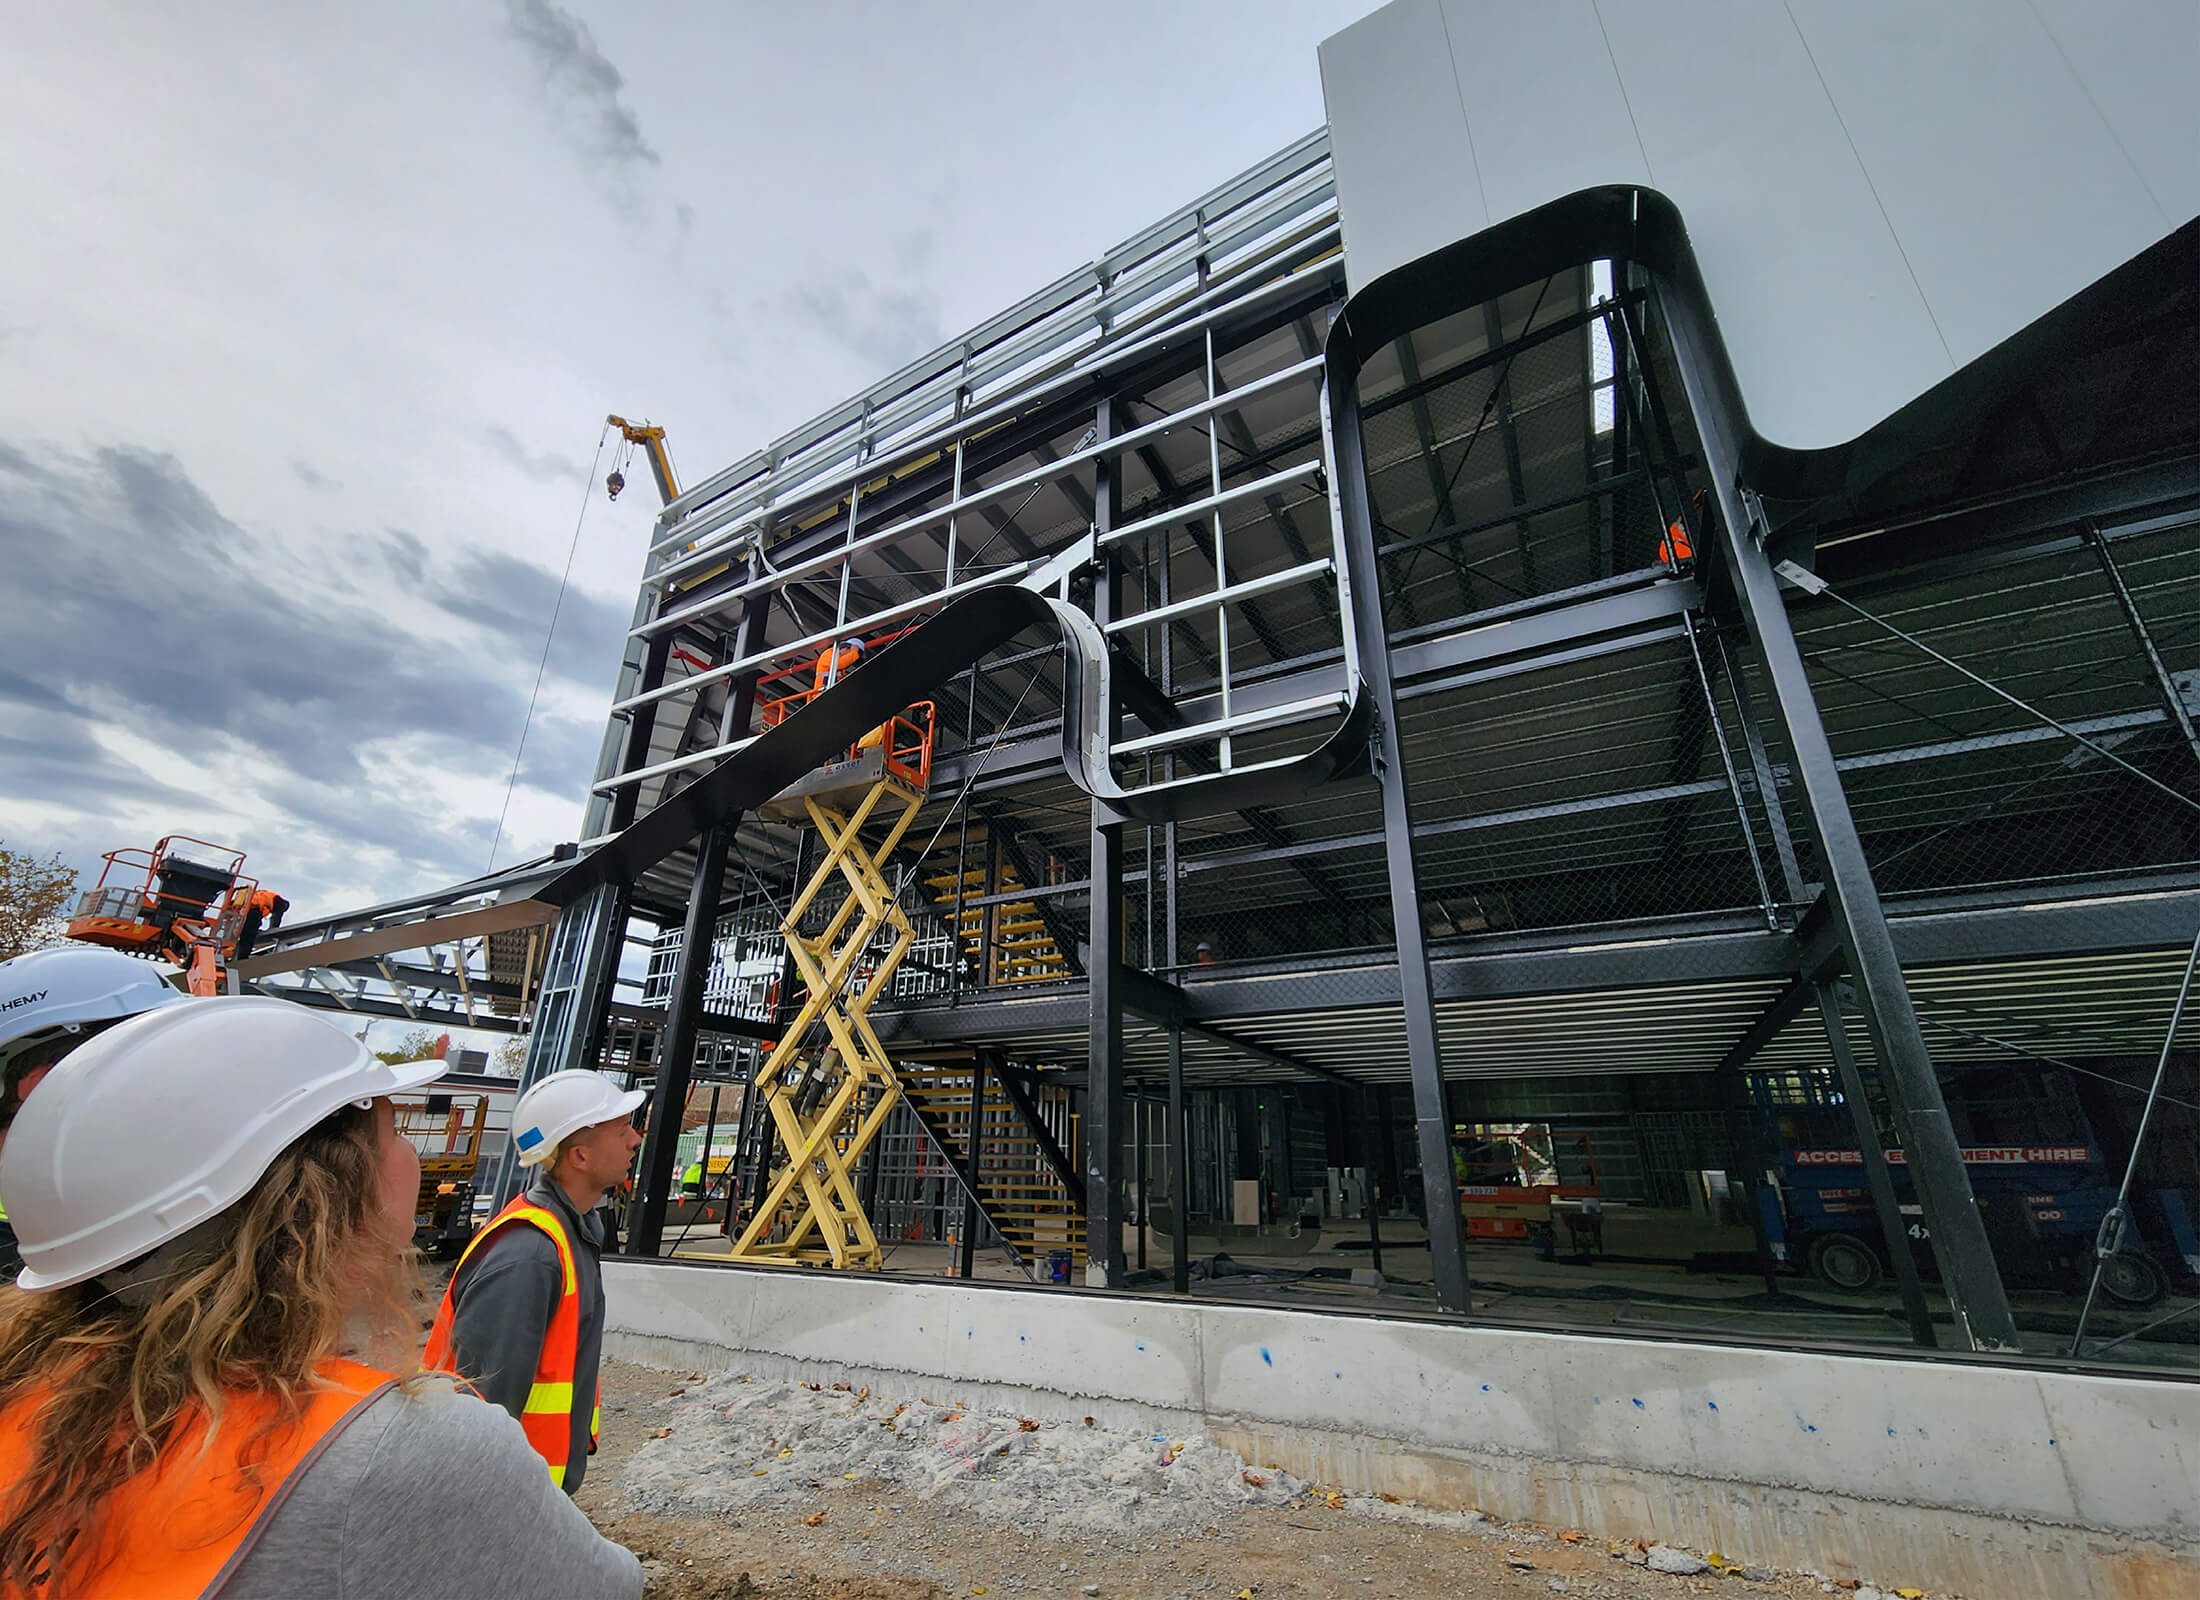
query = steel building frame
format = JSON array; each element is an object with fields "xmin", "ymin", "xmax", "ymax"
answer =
[{"xmin": 254, "ymin": 131, "xmax": 2199, "ymax": 1362}]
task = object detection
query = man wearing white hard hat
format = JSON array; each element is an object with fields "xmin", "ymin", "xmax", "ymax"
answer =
[
  {"xmin": 424, "ymin": 1068, "xmax": 643, "ymax": 1493},
  {"xmin": 0, "ymin": 997, "xmax": 642, "ymax": 1597},
  {"xmin": 0, "ymin": 947, "xmax": 186, "ymax": 1279}
]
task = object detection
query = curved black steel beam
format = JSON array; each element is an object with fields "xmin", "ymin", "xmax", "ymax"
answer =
[
  {"xmin": 1326, "ymin": 185, "xmax": 2200, "ymax": 532},
  {"xmin": 542, "ymin": 582, "xmax": 1372, "ymax": 906}
]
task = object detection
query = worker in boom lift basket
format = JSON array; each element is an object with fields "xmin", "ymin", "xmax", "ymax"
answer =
[
  {"xmin": 424, "ymin": 1069, "xmax": 643, "ymax": 1495},
  {"xmin": 0, "ymin": 947, "xmax": 184, "ymax": 1279},
  {"xmin": 232, "ymin": 886, "xmax": 291, "ymax": 962},
  {"xmin": 0, "ymin": 998, "xmax": 642, "ymax": 1598}
]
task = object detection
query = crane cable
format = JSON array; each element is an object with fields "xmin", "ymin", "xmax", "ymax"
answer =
[{"xmin": 487, "ymin": 421, "xmax": 613, "ymax": 873}]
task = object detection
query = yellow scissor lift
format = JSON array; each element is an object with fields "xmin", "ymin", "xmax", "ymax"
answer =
[{"xmin": 726, "ymin": 698, "xmax": 936, "ymax": 1271}]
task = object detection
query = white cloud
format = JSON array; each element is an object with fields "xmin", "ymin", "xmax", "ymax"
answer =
[{"xmin": 0, "ymin": 0, "xmax": 1376, "ymax": 916}]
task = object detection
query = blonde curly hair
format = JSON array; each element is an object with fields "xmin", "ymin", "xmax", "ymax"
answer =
[{"xmin": 0, "ymin": 1102, "xmax": 424, "ymax": 1593}]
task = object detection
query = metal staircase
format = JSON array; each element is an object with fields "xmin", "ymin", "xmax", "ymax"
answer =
[
  {"xmin": 920, "ymin": 818, "xmax": 1078, "ymax": 988},
  {"xmin": 895, "ymin": 1060, "xmax": 1084, "ymax": 1275}
]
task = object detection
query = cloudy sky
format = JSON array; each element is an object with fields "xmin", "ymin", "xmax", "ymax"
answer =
[{"xmin": 0, "ymin": 0, "xmax": 1376, "ymax": 919}]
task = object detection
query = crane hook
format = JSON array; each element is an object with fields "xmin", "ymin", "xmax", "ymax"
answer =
[{"xmin": 605, "ymin": 468, "xmax": 626, "ymax": 501}]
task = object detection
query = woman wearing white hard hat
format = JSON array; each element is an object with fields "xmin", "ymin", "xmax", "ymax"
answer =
[
  {"xmin": 424, "ymin": 1068, "xmax": 643, "ymax": 1494},
  {"xmin": 0, "ymin": 947, "xmax": 187, "ymax": 1279},
  {"xmin": 0, "ymin": 997, "xmax": 642, "ymax": 1599}
]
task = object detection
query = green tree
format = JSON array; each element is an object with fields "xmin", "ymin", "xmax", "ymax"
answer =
[
  {"xmin": 373, "ymin": 1025, "xmax": 444, "ymax": 1066},
  {"xmin": 492, "ymin": 1034, "xmax": 529, "ymax": 1077},
  {"xmin": 0, "ymin": 842, "xmax": 78, "ymax": 962}
]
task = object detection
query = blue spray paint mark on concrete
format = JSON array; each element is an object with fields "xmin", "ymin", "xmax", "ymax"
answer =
[
  {"xmin": 1887, "ymin": 1427, "xmax": 1897, "ymax": 1438},
  {"xmin": 1706, "ymin": 1401, "xmax": 1718, "ymax": 1411},
  {"xmin": 1794, "ymin": 1413, "xmax": 1817, "ymax": 1433},
  {"xmin": 1260, "ymin": 1348, "xmax": 1274, "ymax": 1366},
  {"xmin": 1136, "ymin": 1343, "xmax": 1146, "ymax": 1352},
  {"xmin": 1480, "ymin": 1384, "xmax": 1491, "ymax": 1392},
  {"xmin": 1631, "ymin": 1398, "xmax": 1646, "ymax": 1410}
]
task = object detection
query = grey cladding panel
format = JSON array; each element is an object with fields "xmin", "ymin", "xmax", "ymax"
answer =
[
  {"xmin": 1596, "ymin": 0, "xmax": 1952, "ymax": 450},
  {"xmin": 2028, "ymin": 0, "xmax": 2200, "ymax": 224},
  {"xmin": 1436, "ymin": 0, "xmax": 1648, "ymax": 222},
  {"xmin": 1318, "ymin": 0, "xmax": 1489, "ymax": 284},
  {"xmin": 1322, "ymin": 0, "xmax": 2199, "ymax": 448},
  {"xmin": 1787, "ymin": 0, "xmax": 2170, "ymax": 368}
]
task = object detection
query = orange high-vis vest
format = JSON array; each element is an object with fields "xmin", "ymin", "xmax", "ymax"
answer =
[
  {"xmin": 1657, "ymin": 518, "xmax": 1694, "ymax": 566},
  {"xmin": 0, "ymin": 1358, "xmax": 393, "ymax": 1599},
  {"xmin": 812, "ymin": 641, "xmax": 862, "ymax": 691},
  {"xmin": 421, "ymin": 1195, "xmax": 597, "ymax": 1489}
]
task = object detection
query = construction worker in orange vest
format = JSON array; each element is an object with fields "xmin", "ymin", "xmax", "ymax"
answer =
[
  {"xmin": 232, "ymin": 885, "xmax": 291, "ymax": 962},
  {"xmin": 424, "ymin": 1070, "xmax": 644, "ymax": 1495},
  {"xmin": 812, "ymin": 636, "xmax": 864, "ymax": 691},
  {"xmin": 1657, "ymin": 490, "xmax": 1706, "ymax": 569},
  {"xmin": 0, "ymin": 999, "xmax": 642, "ymax": 1596},
  {"xmin": 813, "ymin": 636, "xmax": 890, "ymax": 753}
]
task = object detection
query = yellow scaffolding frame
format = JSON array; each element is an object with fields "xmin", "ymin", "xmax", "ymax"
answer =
[{"xmin": 727, "ymin": 774, "xmax": 922, "ymax": 1269}]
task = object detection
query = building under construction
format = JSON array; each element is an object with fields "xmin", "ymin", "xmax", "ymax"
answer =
[{"xmin": 243, "ymin": 2, "xmax": 2200, "ymax": 1379}]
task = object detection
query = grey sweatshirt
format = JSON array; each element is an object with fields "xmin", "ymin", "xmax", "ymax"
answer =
[
  {"xmin": 442, "ymin": 1171, "xmax": 608, "ymax": 1492},
  {"xmin": 225, "ymin": 1378, "xmax": 642, "ymax": 1598}
]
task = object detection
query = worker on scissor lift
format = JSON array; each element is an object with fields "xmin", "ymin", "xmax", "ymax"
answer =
[{"xmin": 812, "ymin": 638, "xmax": 889, "ymax": 753}]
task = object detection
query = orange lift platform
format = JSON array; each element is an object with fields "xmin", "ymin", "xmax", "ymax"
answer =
[
  {"xmin": 727, "ymin": 637, "xmax": 938, "ymax": 1271},
  {"xmin": 65, "ymin": 835, "xmax": 281, "ymax": 997}
]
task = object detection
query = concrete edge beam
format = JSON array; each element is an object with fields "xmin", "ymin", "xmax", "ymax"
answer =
[{"xmin": 602, "ymin": 1259, "xmax": 2200, "ymax": 1600}]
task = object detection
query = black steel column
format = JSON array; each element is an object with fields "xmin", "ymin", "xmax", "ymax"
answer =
[
  {"xmin": 1332, "ymin": 370, "xmax": 1472, "ymax": 1314},
  {"xmin": 629, "ymin": 586, "xmax": 770, "ymax": 1259},
  {"xmin": 1086, "ymin": 395, "xmax": 1127, "ymax": 1288},
  {"xmin": 1816, "ymin": 982, "xmax": 1937, "ymax": 1348},
  {"xmin": 1168, "ymin": 1020, "xmax": 1190, "ymax": 1293},
  {"xmin": 1664, "ymin": 299, "xmax": 2018, "ymax": 1349},
  {"xmin": 630, "ymin": 825, "xmax": 727, "ymax": 1256},
  {"xmin": 608, "ymin": 632, "xmax": 674, "ymax": 835},
  {"xmin": 2086, "ymin": 521, "xmax": 2200, "ymax": 771}
]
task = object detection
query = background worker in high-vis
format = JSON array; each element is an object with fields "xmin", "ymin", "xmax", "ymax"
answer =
[{"xmin": 424, "ymin": 1070, "xmax": 643, "ymax": 1494}]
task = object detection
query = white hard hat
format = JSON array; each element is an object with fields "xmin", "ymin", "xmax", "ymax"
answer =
[
  {"xmin": 0, "ymin": 946, "xmax": 187, "ymax": 1074},
  {"xmin": 1, "ymin": 996, "xmax": 444, "ymax": 1292},
  {"xmin": 511, "ymin": 1070, "xmax": 645, "ymax": 1167}
]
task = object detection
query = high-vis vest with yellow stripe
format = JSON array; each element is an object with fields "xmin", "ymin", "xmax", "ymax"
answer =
[{"xmin": 422, "ymin": 1197, "xmax": 598, "ymax": 1488}]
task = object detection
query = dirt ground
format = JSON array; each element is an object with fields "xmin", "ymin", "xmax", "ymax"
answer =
[{"xmin": 575, "ymin": 1360, "xmax": 1868, "ymax": 1600}]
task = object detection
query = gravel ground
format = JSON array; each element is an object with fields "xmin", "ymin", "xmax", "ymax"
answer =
[{"xmin": 577, "ymin": 1360, "xmax": 1927, "ymax": 1600}]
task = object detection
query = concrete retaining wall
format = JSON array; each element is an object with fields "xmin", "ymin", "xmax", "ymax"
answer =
[{"xmin": 602, "ymin": 1260, "xmax": 2200, "ymax": 1599}]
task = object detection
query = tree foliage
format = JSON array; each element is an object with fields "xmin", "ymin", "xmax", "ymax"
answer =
[
  {"xmin": 373, "ymin": 1025, "xmax": 445, "ymax": 1066},
  {"xmin": 0, "ymin": 843, "xmax": 79, "ymax": 962}
]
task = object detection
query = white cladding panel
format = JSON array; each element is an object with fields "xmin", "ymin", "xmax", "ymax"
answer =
[
  {"xmin": 1320, "ymin": 0, "xmax": 2198, "ymax": 448},
  {"xmin": 1317, "ymin": 0, "xmax": 1490, "ymax": 283}
]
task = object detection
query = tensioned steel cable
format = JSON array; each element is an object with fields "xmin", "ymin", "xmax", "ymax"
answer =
[
  {"xmin": 2069, "ymin": 920, "xmax": 2200, "ymax": 1356},
  {"xmin": 1778, "ymin": 563, "xmax": 2200, "ymax": 820},
  {"xmin": 488, "ymin": 423, "xmax": 612, "ymax": 873}
]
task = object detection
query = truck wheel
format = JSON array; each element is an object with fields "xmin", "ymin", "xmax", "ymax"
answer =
[
  {"xmin": 1808, "ymin": 1233, "xmax": 1883, "ymax": 1292},
  {"xmin": 2097, "ymin": 1251, "xmax": 2169, "ymax": 1310}
]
